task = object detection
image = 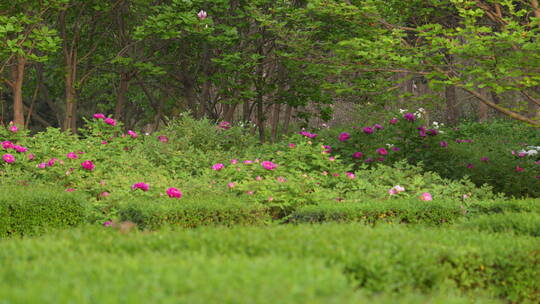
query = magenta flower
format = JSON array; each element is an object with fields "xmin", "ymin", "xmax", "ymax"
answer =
[
  {"xmin": 28, "ymin": 153, "xmax": 34, "ymax": 160},
  {"xmin": 47, "ymin": 158, "xmax": 57, "ymax": 167},
  {"xmin": 515, "ymin": 166, "xmax": 525, "ymax": 172},
  {"xmin": 338, "ymin": 132, "xmax": 351, "ymax": 142},
  {"xmin": 466, "ymin": 163, "xmax": 474, "ymax": 169},
  {"xmin": 389, "ymin": 118, "xmax": 398, "ymax": 124},
  {"xmin": 67, "ymin": 152, "xmax": 78, "ymax": 159},
  {"xmin": 518, "ymin": 152, "xmax": 527, "ymax": 158},
  {"xmin": 104, "ymin": 118, "xmax": 116, "ymax": 126},
  {"xmin": 101, "ymin": 140, "xmax": 108, "ymax": 145},
  {"xmin": 132, "ymin": 182, "xmax": 149, "ymax": 191},
  {"xmin": 346, "ymin": 172, "xmax": 356, "ymax": 179},
  {"xmin": 363, "ymin": 127, "xmax": 374, "ymax": 134},
  {"xmin": 127, "ymin": 130, "xmax": 138, "ymax": 138},
  {"xmin": 481, "ymin": 157, "xmax": 489, "ymax": 162},
  {"xmin": 13, "ymin": 145, "xmax": 27, "ymax": 153},
  {"xmin": 166, "ymin": 187, "xmax": 182, "ymax": 198},
  {"xmin": 9, "ymin": 125, "xmax": 18, "ymax": 133},
  {"xmin": 388, "ymin": 188, "xmax": 398, "ymax": 195},
  {"xmin": 230, "ymin": 159, "xmax": 238, "ymax": 164},
  {"xmin": 276, "ymin": 176, "xmax": 287, "ymax": 183},
  {"xmin": 212, "ymin": 163, "xmax": 225, "ymax": 171},
  {"xmin": 365, "ymin": 158, "xmax": 374, "ymax": 163},
  {"xmin": 352, "ymin": 152, "xmax": 363, "ymax": 159},
  {"xmin": 376, "ymin": 148, "xmax": 388, "ymax": 156},
  {"xmin": 403, "ymin": 113, "xmax": 415, "ymax": 121},
  {"xmin": 255, "ymin": 176, "xmax": 263, "ymax": 181},
  {"xmin": 197, "ymin": 9, "xmax": 207, "ymax": 20},
  {"xmin": 2, "ymin": 154, "xmax": 15, "ymax": 163},
  {"xmin": 392, "ymin": 147, "xmax": 400, "ymax": 152},
  {"xmin": 329, "ymin": 156, "xmax": 335, "ymax": 161},
  {"xmin": 65, "ymin": 188, "xmax": 75, "ymax": 192},
  {"xmin": 373, "ymin": 124, "xmax": 383, "ymax": 130},
  {"xmin": 426, "ymin": 129, "xmax": 438, "ymax": 136},
  {"xmin": 101, "ymin": 191, "xmax": 110, "ymax": 197},
  {"xmin": 2, "ymin": 141, "xmax": 14, "ymax": 149},
  {"xmin": 81, "ymin": 160, "xmax": 95, "ymax": 171},
  {"xmin": 288, "ymin": 143, "xmax": 296, "ymax": 148},
  {"xmin": 440, "ymin": 141, "xmax": 448, "ymax": 148},
  {"xmin": 157, "ymin": 135, "xmax": 168, "ymax": 142},
  {"xmin": 261, "ymin": 161, "xmax": 277, "ymax": 170},
  {"xmin": 93, "ymin": 113, "xmax": 106, "ymax": 119},
  {"xmin": 227, "ymin": 182, "xmax": 235, "ymax": 189},
  {"xmin": 103, "ymin": 221, "xmax": 113, "ymax": 227},
  {"xmin": 299, "ymin": 131, "xmax": 318, "ymax": 139},
  {"xmin": 218, "ymin": 121, "xmax": 231, "ymax": 130},
  {"xmin": 419, "ymin": 192, "xmax": 433, "ymax": 201},
  {"xmin": 37, "ymin": 163, "xmax": 46, "ymax": 169}
]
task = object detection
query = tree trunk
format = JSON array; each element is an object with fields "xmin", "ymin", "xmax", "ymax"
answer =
[
  {"xmin": 11, "ymin": 56, "xmax": 26, "ymax": 127},
  {"xmin": 64, "ymin": 60, "xmax": 77, "ymax": 133},
  {"xmin": 270, "ymin": 103, "xmax": 281, "ymax": 143},
  {"xmin": 115, "ymin": 72, "xmax": 130, "ymax": 121},
  {"xmin": 282, "ymin": 104, "xmax": 293, "ymax": 135},
  {"xmin": 445, "ymin": 84, "xmax": 459, "ymax": 125}
]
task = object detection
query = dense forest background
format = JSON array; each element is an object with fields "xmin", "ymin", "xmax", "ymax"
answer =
[{"xmin": 1, "ymin": 0, "xmax": 539, "ymax": 141}]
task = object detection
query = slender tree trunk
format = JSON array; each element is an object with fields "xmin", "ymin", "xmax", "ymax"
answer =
[
  {"xmin": 64, "ymin": 59, "xmax": 78, "ymax": 133},
  {"xmin": 11, "ymin": 56, "xmax": 26, "ymax": 127},
  {"xmin": 445, "ymin": 84, "xmax": 459, "ymax": 125},
  {"xmin": 270, "ymin": 103, "xmax": 281, "ymax": 143},
  {"xmin": 282, "ymin": 104, "xmax": 293, "ymax": 135},
  {"xmin": 224, "ymin": 103, "xmax": 237, "ymax": 122},
  {"xmin": 115, "ymin": 72, "xmax": 130, "ymax": 121}
]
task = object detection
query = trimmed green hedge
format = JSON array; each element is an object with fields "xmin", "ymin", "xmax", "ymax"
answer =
[
  {"xmin": 460, "ymin": 212, "xmax": 540, "ymax": 236},
  {"xmin": 0, "ymin": 186, "xmax": 89, "ymax": 237},
  {"xmin": 287, "ymin": 200, "xmax": 465, "ymax": 225},
  {"xmin": 118, "ymin": 198, "xmax": 270, "ymax": 229},
  {"xmin": 2, "ymin": 224, "xmax": 537, "ymax": 302}
]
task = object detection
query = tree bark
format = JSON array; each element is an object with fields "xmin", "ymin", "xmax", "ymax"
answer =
[
  {"xmin": 10, "ymin": 56, "xmax": 26, "ymax": 127},
  {"xmin": 115, "ymin": 72, "xmax": 130, "ymax": 121},
  {"xmin": 445, "ymin": 84, "xmax": 459, "ymax": 125},
  {"xmin": 282, "ymin": 104, "xmax": 293, "ymax": 135},
  {"xmin": 270, "ymin": 102, "xmax": 281, "ymax": 143}
]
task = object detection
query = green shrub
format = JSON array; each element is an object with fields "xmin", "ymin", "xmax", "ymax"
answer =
[
  {"xmin": 0, "ymin": 186, "xmax": 89, "ymax": 237},
  {"xmin": 117, "ymin": 197, "xmax": 270, "ymax": 229},
  {"xmin": 460, "ymin": 213, "xmax": 540, "ymax": 236},
  {"xmin": 287, "ymin": 200, "xmax": 465, "ymax": 225},
  {"xmin": 1, "ymin": 224, "xmax": 537, "ymax": 302}
]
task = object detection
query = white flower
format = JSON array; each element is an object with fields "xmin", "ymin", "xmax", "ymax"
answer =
[{"xmin": 399, "ymin": 109, "xmax": 408, "ymax": 114}]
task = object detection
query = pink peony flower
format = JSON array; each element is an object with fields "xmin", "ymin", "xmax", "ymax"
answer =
[
  {"xmin": 218, "ymin": 121, "xmax": 231, "ymax": 130},
  {"xmin": 515, "ymin": 166, "xmax": 525, "ymax": 172},
  {"xmin": 2, "ymin": 154, "xmax": 15, "ymax": 163},
  {"xmin": 394, "ymin": 185, "xmax": 405, "ymax": 192},
  {"xmin": 376, "ymin": 148, "xmax": 388, "ymax": 156},
  {"xmin": 352, "ymin": 152, "xmax": 363, "ymax": 159},
  {"xmin": 104, "ymin": 118, "xmax": 116, "ymax": 126},
  {"xmin": 37, "ymin": 162, "xmax": 47, "ymax": 169},
  {"xmin": 403, "ymin": 113, "xmax": 415, "ymax": 121},
  {"xmin": 261, "ymin": 161, "xmax": 277, "ymax": 170},
  {"xmin": 466, "ymin": 163, "xmax": 474, "ymax": 169},
  {"xmin": 518, "ymin": 152, "xmax": 527, "ymax": 158},
  {"xmin": 101, "ymin": 191, "xmax": 110, "ymax": 197},
  {"xmin": 346, "ymin": 172, "xmax": 356, "ymax": 179},
  {"xmin": 157, "ymin": 135, "xmax": 168, "ymax": 142},
  {"xmin": 197, "ymin": 9, "xmax": 207, "ymax": 20},
  {"xmin": 127, "ymin": 130, "xmax": 138, "ymax": 138},
  {"xmin": 426, "ymin": 129, "xmax": 438, "ymax": 136},
  {"xmin": 243, "ymin": 160, "xmax": 253, "ymax": 164},
  {"xmin": 288, "ymin": 143, "xmax": 296, "ymax": 148},
  {"xmin": 9, "ymin": 125, "xmax": 18, "ymax": 133},
  {"xmin": 212, "ymin": 163, "xmax": 225, "ymax": 171},
  {"xmin": 276, "ymin": 176, "xmax": 287, "ymax": 183},
  {"xmin": 13, "ymin": 145, "xmax": 27, "ymax": 153},
  {"xmin": 255, "ymin": 176, "xmax": 263, "ymax": 181},
  {"xmin": 389, "ymin": 118, "xmax": 398, "ymax": 124},
  {"xmin": 230, "ymin": 159, "xmax": 238, "ymax": 164},
  {"xmin": 67, "ymin": 152, "xmax": 78, "ymax": 159},
  {"xmin": 329, "ymin": 156, "xmax": 335, "ymax": 161},
  {"xmin": 81, "ymin": 160, "xmax": 95, "ymax": 171},
  {"xmin": 227, "ymin": 182, "xmax": 235, "ymax": 189},
  {"xmin": 440, "ymin": 141, "xmax": 448, "ymax": 148},
  {"xmin": 419, "ymin": 192, "xmax": 433, "ymax": 201},
  {"xmin": 65, "ymin": 188, "xmax": 75, "ymax": 192},
  {"xmin": 132, "ymin": 182, "xmax": 149, "ymax": 191},
  {"xmin": 93, "ymin": 113, "xmax": 106, "ymax": 119},
  {"xmin": 373, "ymin": 124, "xmax": 383, "ymax": 130},
  {"xmin": 47, "ymin": 158, "xmax": 57, "ymax": 167},
  {"xmin": 2, "ymin": 141, "xmax": 14, "ymax": 149},
  {"xmin": 246, "ymin": 191, "xmax": 254, "ymax": 195},
  {"xmin": 388, "ymin": 188, "xmax": 398, "ymax": 195},
  {"xmin": 338, "ymin": 132, "xmax": 350, "ymax": 142},
  {"xmin": 103, "ymin": 221, "xmax": 113, "ymax": 227},
  {"xmin": 481, "ymin": 157, "xmax": 489, "ymax": 162},
  {"xmin": 166, "ymin": 187, "xmax": 182, "ymax": 198},
  {"xmin": 101, "ymin": 140, "xmax": 108, "ymax": 145},
  {"xmin": 28, "ymin": 153, "xmax": 34, "ymax": 160},
  {"xmin": 363, "ymin": 127, "xmax": 374, "ymax": 134}
]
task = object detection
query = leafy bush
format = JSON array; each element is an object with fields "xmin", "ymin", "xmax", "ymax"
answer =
[
  {"xmin": 460, "ymin": 213, "xmax": 540, "ymax": 236},
  {"xmin": 117, "ymin": 197, "xmax": 270, "ymax": 230},
  {"xmin": 0, "ymin": 186, "xmax": 89, "ymax": 237}
]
